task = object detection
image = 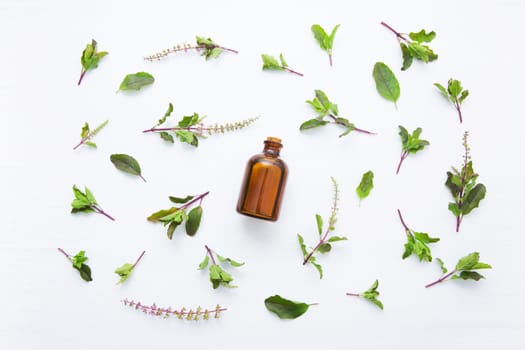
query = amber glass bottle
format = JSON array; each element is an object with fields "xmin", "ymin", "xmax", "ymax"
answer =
[{"xmin": 236, "ymin": 137, "xmax": 288, "ymax": 221}]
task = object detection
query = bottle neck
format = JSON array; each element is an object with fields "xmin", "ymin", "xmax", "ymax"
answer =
[{"xmin": 263, "ymin": 140, "xmax": 282, "ymax": 158}]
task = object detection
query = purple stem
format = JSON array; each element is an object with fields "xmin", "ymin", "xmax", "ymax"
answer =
[
  {"xmin": 205, "ymin": 245, "xmax": 217, "ymax": 265},
  {"xmin": 380, "ymin": 21, "xmax": 408, "ymax": 42},
  {"xmin": 122, "ymin": 299, "xmax": 228, "ymax": 316},
  {"xmin": 397, "ymin": 209, "xmax": 411, "ymax": 234},
  {"xmin": 396, "ymin": 151, "xmax": 408, "ymax": 174},
  {"xmin": 57, "ymin": 247, "xmax": 71, "ymax": 260},
  {"xmin": 283, "ymin": 67, "xmax": 304, "ymax": 77},
  {"xmin": 217, "ymin": 45, "xmax": 239, "ymax": 54},
  {"xmin": 425, "ymin": 270, "xmax": 456, "ymax": 288},
  {"xmin": 328, "ymin": 114, "xmax": 376, "ymax": 135},
  {"xmin": 181, "ymin": 191, "xmax": 209, "ymax": 210},
  {"xmin": 329, "ymin": 54, "xmax": 333, "ymax": 67},
  {"xmin": 143, "ymin": 126, "xmax": 205, "ymax": 133},
  {"xmin": 345, "ymin": 292, "xmax": 361, "ymax": 297},
  {"xmin": 132, "ymin": 251, "xmax": 146, "ymax": 269},
  {"xmin": 455, "ymin": 99, "xmax": 463, "ymax": 123},
  {"xmin": 92, "ymin": 205, "xmax": 115, "ymax": 221},
  {"xmin": 139, "ymin": 174, "xmax": 147, "ymax": 183},
  {"xmin": 77, "ymin": 69, "xmax": 86, "ymax": 86}
]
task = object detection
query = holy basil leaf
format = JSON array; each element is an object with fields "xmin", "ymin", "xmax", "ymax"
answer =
[
  {"xmin": 169, "ymin": 195, "xmax": 194, "ymax": 204},
  {"xmin": 373, "ymin": 62, "xmax": 400, "ymax": 108},
  {"xmin": 409, "ymin": 29, "xmax": 436, "ymax": 43},
  {"xmin": 147, "ymin": 207, "xmax": 179, "ymax": 222},
  {"xmin": 185, "ymin": 206, "xmax": 203, "ymax": 236},
  {"xmin": 118, "ymin": 72, "xmax": 154, "ymax": 91},
  {"xmin": 110, "ymin": 154, "xmax": 145, "ymax": 181},
  {"xmin": 453, "ymin": 271, "xmax": 485, "ymax": 281},
  {"xmin": 315, "ymin": 214, "xmax": 323, "ymax": 236},
  {"xmin": 72, "ymin": 250, "xmax": 88, "ymax": 269},
  {"xmin": 356, "ymin": 170, "xmax": 374, "ymax": 201},
  {"xmin": 160, "ymin": 132, "xmax": 174, "ymax": 143},
  {"xmin": 74, "ymin": 264, "xmax": 93, "ymax": 282},
  {"xmin": 198, "ymin": 254, "xmax": 209, "ymax": 270},
  {"xmin": 455, "ymin": 252, "xmax": 481, "ymax": 271},
  {"xmin": 166, "ymin": 221, "xmax": 180, "ymax": 240},
  {"xmin": 264, "ymin": 295, "xmax": 311, "ymax": 319},
  {"xmin": 400, "ymin": 43, "xmax": 413, "ymax": 70},
  {"xmin": 209, "ymin": 264, "xmax": 235, "ymax": 289},
  {"xmin": 311, "ymin": 24, "xmax": 340, "ymax": 66},
  {"xmin": 461, "ymin": 184, "xmax": 486, "ymax": 215},
  {"xmin": 297, "ymin": 234, "xmax": 307, "ymax": 257},
  {"xmin": 175, "ymin": 130, "xmax": 199, "ymax": 147},
  {"xmin": 300, "ymin": 119, "xmax": 329, "ymax": 130},
  {"xmin": 78, "ymin": 39, "xmax": 108, "ymax": 85},
  {"xmin": 436, "ymin": 258, "xmax": 448, "ymax": 274},
  {"xmin": 317, "ymin": 243, "xmax": 332, "ymax": 253},
  {"xmin": 114, "ymin": 263, "xmax": 134, "ymax": 284},
  {"xmin": 261, "ymin": 54, "xmax": 282, "ymax": 70},
  {"xmin": 327, "ymin": 236, "xmax": 347, "ymax": 243}
]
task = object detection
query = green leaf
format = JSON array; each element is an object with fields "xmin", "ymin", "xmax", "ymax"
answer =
[
  {"xmin": 434, "ymin": 83, "xmax": 449, "ymax": 99},
  {"xmin": 178, "ymin": 113, "xmax": 200, "ymax": 128},
  {"xmin": 328, "ymin": 236, "xmax": 347, "ymax": 243},
  {"xmin": 209, "ymin": 264, "xmax": 235, "ymax": 289},
  {"xmin": 453, "ymin": 271, "xmax": 485, "ymax": 281},
  {"xmin": 407, "ymin": 42, "xmax": 437, "ymax": 63},
  {"xmin": 414, "ymin": 232, "xmax": 440, "ymax": 244},
  {"xmin": 409, "ymin": 29, "xmax": 436, "ymax": 43},
  {"xmin": 362, "ymin": 280, "xmax": 383, "ymax": 310},
  {"xmin": 356, "ymin": 170, "xmax": 374, "ymax": 200},
  {"xmin": 71, "ymin": 250, "xmax": 88, "ymax": 269},
  {"xmin": 315, "ymin": 214, "xmax": 323, "ymax": 236},
  {"xmin": 436, "ymin": 258, "xmax": 448, "ymax": 274},
  {"xmin": 461, "ymin": 183, "xmax": 486, "ymax": 215},
  {"xmin": 264, "ymin": 295, "xmax": 311, "ymax": 319},
  {"xmin": 315, "ymin": 89, "xmax": 331, "ymax": 111},
  {"xmin": 448, "ymin": 79, "xmax": 463, "ymax": 97},
  {"xmin": 279, "ymin": 53, "xmax": 288, "ymax": 67},
  {"xmin": 261, "ymin": 54, "xmax": 282, "ymax": 71},
  {"xmin": 318, "ymin": 243, "xmax": 332, "ymax": 253},
  {"xmin": 74, "ymin": 264, "xmax": 93, "ymax": 282},
  {"xmin": 166, "ymin": 220, "xmax": 180, "ymax": 239},
  {"xmin": 198, "ymin": 254, "xmax": 209, "ymax": 270},
  {"xmin": 398, "ymin": 125, "xmax": 409, "ymax": 146},
  {"xmin": 147, "ymin": 207, "xmax": 179, "ymax": 222},
  {"xmin": 448, "ymin": 202, "xmax": 460, "ymax": 217},
  {"xmin": 311, "ymin": 260, "xmax": 323, "ymax": 279},
  {"xmin": 80, "ymin": 39, "xmax": 108, "ymax": 72},
  {"xmin": 85, "ymin": 141, "xmax": 97, "ymax": 148},
  {"xmin": 71, "ymin": 186, "xmax": 97, "ymax": 212},
  {"xmin": 159, "ymin": 132, "xmax": 174, "ymax": 143},
  {"xmin": 297, "ymin": 234, "xmax": 307, "ymax": 257},
  {"xmin": 402, "ymin": 240, "xmax": 414, "ymax": 259},
  {"xmin": 459, "ymin": 90, "xmax": 469, "ymax": 103},
  {"xmin": 373, "ymin": 62, "xmax": 400, "ymax": 107},
  {"xmin": 118, "ymin": 72, "xmax": 154, "ymax": 91},
  {"xmin": 400, "ymin": 43, "xmax": 413, "ymax": 71},
  {"xmin": 300, "ymin": 119, "xmax": 329, "ymax": 130},
  {"xmin": 110, "ymin": 154, "xmax": 144, "ymax": 180},
  {"xmin": 158, "ymin": 103, "xmax": 174, "ymax": 125},
  {"xmin": 114, "ymin": 263, "xmax": 134, "ymax": 284},
  {"xmin": 455, "ymin": 252, "xmax": 480, "ymax": 271},
  {"xmin": 175, "ymin": 130, "xmax": 199, "ymax": 147},
  {"xmin": 328, "ymin": 24, "xmax": 340, "ymax": 48},
  {"xmin": 311, "ymin": 24, "xmax": 329, "ymax": 50},
  {"xmin": 216, "ymin": 254, "xmax": 245, "ymax": 267},
  {"xmin": 338, "ymin": 125, "xmax": 355, "ymax": 138},
  {"xmin": 472, "ymin": 262, "xmax": 492, "ymax": 270},
  {"xmin": 80, "ymin": 122, "xmax": 90, "ymax": 138},
  {"xmin": 185, "ymin": 206, "xmax": 203, "ymax": 236},
  {"xmin": 169, "ymin": 195, "xmax": 194, "ymax": 204},
  {"xmin": 445, "ymin": 171, "xmax": 462, "ymax": 197}
]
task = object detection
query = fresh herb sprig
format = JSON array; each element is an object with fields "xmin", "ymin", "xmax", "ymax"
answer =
[
  {"xmin": 435, "ymin": 78, "xmax": 469, "ymax": 123},
  {"xmin": 446, "ymin": 132, "xmax": 486, "ymax": 232},
  {"xmin": 147, "ymin": 192, "xmax": 209, "ymax": 239},
  {"xmin": 311, "ymin": 24, "xmax": 340, "ymax": 67},
  {"xmin": 264, "ymin": 295, "xmax": 317, "ymax": 320},
  {"xmin": 115, "ymin": 251, "xmax": 146, "ymax": 284},
  {"xmin": 298, "ymin": 177, "xmax": 348, "ymax": 279},
  {"xmin": 198, "ymin": 245, "xmax": 244, "ymax": 289},
  {"xmin": 122, "ymin": 299, "xmax": 226, "ymax": 320},
  {"xmin": 346, "ymin": 280, "xmax": 383, "ymax": 310},
  {"xmin": 380, "ymin": 22, "xmax": 438, "ymax": 70},
  {"xmin": 300, "ymin": 90, "xmax": 374, "ymax": 137},
  {"xmin": 396, "ymin": 125, "xmax": 429, "ymax": 174},
  {"xmin": 78, "ymin": 39, "xmax": 108, "ymax": 85},
  {"xmin": 373, "ymin": 62, "xmax": 400, "ymax": 108},
  {"xmin": 397, "ymin": 209, "xmax": 439, "ymax": 262},
  {"xmin": 143, "ymin": 103, "xmax": 258, "ymax": 147},
  {"xmin": 73, "ymin": 120, "xmax": 108, "ymax": 150},
  {"xmin": 70, "ymin": 185, "xmax": 114, "ymax": 221},
  {"xmin": 144, "ymin": 36, "xmax": 238, "ymax": 61},
  {"xmin": 425, "ymin": 252, "xmax": 492, "ymax": 288},
  {"xmin": 58, "ymin": 248, "xmax": 93, "ymax": 282},
  {"xmin": 261, "ymin": 53, "xmax": 303, "ymax": 76}
]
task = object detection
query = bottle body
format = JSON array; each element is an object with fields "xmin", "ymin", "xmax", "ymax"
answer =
[{"xmin": 237, "ymin": 138, "xmax": 288, "ymax": 221}]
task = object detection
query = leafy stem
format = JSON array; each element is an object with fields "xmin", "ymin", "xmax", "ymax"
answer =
[
  {"xmin": 73, "ymin": 120, "xmax": 108, "ymax": 150},
  {"xmin": 58, "ymin": 248, "xmax": 93, "ymax": 282},
  {"xmin": 71, "ymin": 185, "xmax": 114, "ymax": 221},
  {"xmin": 261, "ymin": 53, "xmax": 303, "ymax": 76},
  {"xmin": 198, "ymin": 245, "xmax": 244, "ymax": 289},
  {"xmin": 122, "ymin": 299, "xmax": 226, "ymax": 320},
  {"xmin": 425, "ymin": 252, "xmax": 492, "ymax": 288},
  {"xmin": 435, "ymin": 78, "xmax": 469, "ymax": 123},
  {"xmin": 380, "ymin": 22, "xmax": 408, "ymax": 42},
  {"xmin": 346, "ymin": 280, "xmax": 383, "ymax": 310},
  {"xmin": 396, "ymin": 126, "xmax": 429, "ymax": 174},
  {"xmin": 144, "ymin": 36, "xmax": 238, "ymax": 61},
  {"xmin": 205, "ymin": 244, "xmax": 217, "ymax": 265},
  {"xmin": 397, "ymin": 209, "xmax": 439, "ymax": 262}
]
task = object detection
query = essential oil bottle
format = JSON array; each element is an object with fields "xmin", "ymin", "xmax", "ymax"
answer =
[{"xmin": 236, "ymin": 137, "xmax": 288, "ymax": 221}]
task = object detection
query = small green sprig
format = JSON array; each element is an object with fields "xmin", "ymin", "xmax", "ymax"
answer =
[
  {"xmin": 300, "ymin": 90, "xmax": 375, "ymax": 137},
  {"xmin": 115, "ymin": 251, "xmax": 146, "ymax": 284},
  {"xmin": 446, "ymin": 132, "xmax": 486, "ymax": 232},
  {"xmin": 380, "ymin": 22, "xmax": 438, "ymax": 70},
  {"xmin": 147, "ymin": 192, "xmax": 209, "ymax": 239},
  {"xmin": 346, "ymin": 280, "xmax": 383, "ymax": 310},
  {"xmin": 435, "ymin": 78, "xmax": 469, "ymax": 123},
  {"xmin": 298, "ymin": 177, "xmax": 348, "ymax": 279},
  {"xmin": 425, "ymin": 252, "xmax": 492, "ymax": 288},
  {"xmin": 198, "ymin": 245, "xmax": 244, "ymax": 289},
  {"xmin": 122, "ymin": 299, "xmax": 226, "ymax": 320},
  {"xmin": 71, "ymin": 185, "xmax": 114, "ymax": 221},
  {"xmin": 78, "ymin": 39, "xmax": 108, "ymax": 85},
  {"xmin": 311, "ymin": 24, "xmax": 340, "ymax": 67},
  {"xmin": 58, "ymin": 248, "xmax": 93, "ymax": 282},
  {"xmin": 73, "ymin": 120, "xmax": 108, "ymax": 150},
  {"xmin": 397, "ymin": 209, "xmax": 439, "ymax": 262},
  {"xmin": 396, "ymin": 125, "xmax": 430, "ymax": 174},
  {"xmin": 143, "ymin": 103, "xmax": 258, "ymax": 147},
  {"xmin": 261, "ymin": 53, "xmax": 303, "ymax": 76},
  {"xmin": 144, "ymin": 36, "xmax": 238, "ymax": 61}
]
